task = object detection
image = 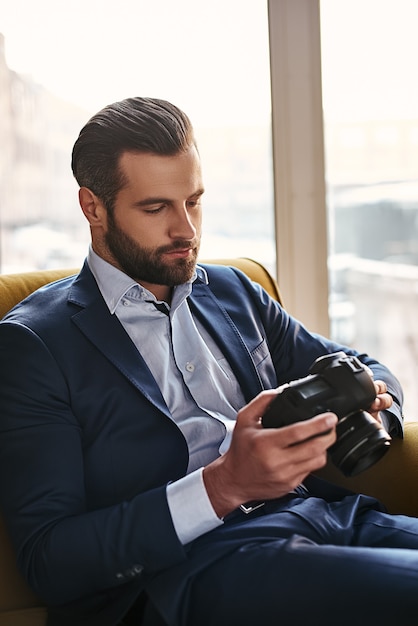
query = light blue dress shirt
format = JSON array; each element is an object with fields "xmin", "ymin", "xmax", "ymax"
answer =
[{"xmin": 88, "ymin": 248, "xmax": 246, "ymax": 543}]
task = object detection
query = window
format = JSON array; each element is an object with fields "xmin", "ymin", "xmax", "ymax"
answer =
[
  {"xmin": 0, "ymin": 0, "xmax": 274, "ymax": 273},
  {"xmin": 321, "ymin": 0, "xmax": 418, "ymax": 419}
]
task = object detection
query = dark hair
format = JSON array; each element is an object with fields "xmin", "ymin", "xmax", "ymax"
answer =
[{"xmin": 71, "ymin": 97, "xmax": 196, "ymax": 211}]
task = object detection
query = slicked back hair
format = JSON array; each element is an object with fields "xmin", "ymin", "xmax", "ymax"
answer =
[{"xmin": 71, "ymin": 97, "xmax": 197, "ymax": 212}]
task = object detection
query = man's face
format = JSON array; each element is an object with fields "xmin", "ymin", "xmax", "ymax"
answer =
[{"xmin": 97, "ymin": 147, "xmax": 204, "ymax": 300}]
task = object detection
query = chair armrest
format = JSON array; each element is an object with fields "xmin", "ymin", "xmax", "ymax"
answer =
[
  {"xmin": 0, "ymin": 516, "xmax": 46, "ymax": 620},
  {"xmin": 317, "ymin": 421, "xmax": 418, "ymax": 516}
]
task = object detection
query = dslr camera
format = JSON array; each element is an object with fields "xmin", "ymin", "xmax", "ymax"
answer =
[{"xmin": 262, "ymin": 351, "xmax": 391, "ymax": 477}]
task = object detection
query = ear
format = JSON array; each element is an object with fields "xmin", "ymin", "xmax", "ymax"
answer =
[{"xmin": 79, "ymin": 187, "xmax": 107, "ymax": 228}]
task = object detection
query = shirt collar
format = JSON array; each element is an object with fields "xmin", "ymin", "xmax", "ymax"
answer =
[{"xmin": 87, "ymin": 246, "xmax": 208, "ymax": 314}]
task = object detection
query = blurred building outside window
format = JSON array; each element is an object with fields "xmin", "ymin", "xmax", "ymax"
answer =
[{"xmin": 321, "ymin": 0, "xmax": 418, "ymax": 420}]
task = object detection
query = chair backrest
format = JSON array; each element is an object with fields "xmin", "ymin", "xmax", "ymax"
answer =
[
  {"xmin": 0, "ymin": 268, "xmax": 79, "ymax": 319},
  {"xmin": 0, "ymin": 258, "xmax": 283, "ymax": 319}
]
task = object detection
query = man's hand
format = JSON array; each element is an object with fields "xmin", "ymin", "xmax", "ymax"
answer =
[
  {"xmin": 369, "ymin": 379, "xmax": 393, "ymax": 424},
  {"xmin": 203, "ymin": 390, "xmax": 338, "ymax": 519}
]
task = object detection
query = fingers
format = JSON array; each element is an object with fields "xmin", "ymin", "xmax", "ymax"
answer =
[
  {"xmin": 276, "ymin": 412, "xmax": 338, "ymax": 448},
  {"xmin": 371, "ymin": 394, "xmax": 392, "ymax": 411},
  {"xmin": 374, "ymin": 379, "xmax": 387, "ymax": 395},
  {"xmin": 370, "ymin": 379, "xmax": 393, "ymax": 412},
  {"xmin": 264, "ymin": 414, "xmax": 338, "ymax": 488},
  {"xmin": 236, "ymin": 389, "xmax": 279, "ymax": 426},
  {"xmin": 236, "ymin": 391, "xmax": 339, "ymax": 450},
  {"xmin": 235, "ymin": 387, "xmax": 338, "ymax": 447}
]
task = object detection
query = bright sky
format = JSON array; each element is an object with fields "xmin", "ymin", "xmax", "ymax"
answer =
[
  {"xmin": 1, "ymin": 0, "xmax": 418, "ymax": 125},
  {"xmin": 320, "ymin": 0, "xmax": 418, "ymax": 121},
  {"xmin": 0, "ymin": 0, "xmax": 271, "ymax": 125}
]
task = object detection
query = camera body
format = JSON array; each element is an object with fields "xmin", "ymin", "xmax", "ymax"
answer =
[{"xmin": 262, "ymin": 351, "xmax": 391, "ymax": 476}]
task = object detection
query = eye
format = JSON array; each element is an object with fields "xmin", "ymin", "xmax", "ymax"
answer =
[
  {"xmin": 187, "ymin": 197, "xmax": 202, "ymax": 209},
  {"xmin": 144, "ymin": 205, "xmax": 165, "ymax": 215}
]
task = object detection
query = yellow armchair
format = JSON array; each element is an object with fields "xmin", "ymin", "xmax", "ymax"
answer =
[{"xmin": 0, "ymin": 258, "xmax": 417, "ymax": 625}]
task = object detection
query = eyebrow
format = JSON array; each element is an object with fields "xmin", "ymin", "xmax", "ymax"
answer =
[{"xmin": 134, "ymin": 188, "xmax": 205, "ymax": 208}]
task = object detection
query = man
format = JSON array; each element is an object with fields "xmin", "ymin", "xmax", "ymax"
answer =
[{"xmin": 0, "ymin": 97, "xmax": 417, "ymax": 626}]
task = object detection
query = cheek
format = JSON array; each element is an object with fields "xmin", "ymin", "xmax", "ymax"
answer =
[
  {"xmin": 194, "ymin": 209, "xmax": 203, "ymax": 232},
  {"xmin": 121, "ymin": 215, "xmax": 155, "ymax": 242}
]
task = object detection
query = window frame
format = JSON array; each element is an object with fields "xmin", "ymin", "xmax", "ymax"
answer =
[{"xmin": 268, "ymin": 0, "xmax": 329, "ymax": 336}]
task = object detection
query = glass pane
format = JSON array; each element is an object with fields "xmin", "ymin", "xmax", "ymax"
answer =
[
  {"xmin": 0, "ymin": 0, "xmax": 274, "ymax": 274},
  {"xmin": 321, "ymin": 0, "xmax": 418, "ymax": 419}
]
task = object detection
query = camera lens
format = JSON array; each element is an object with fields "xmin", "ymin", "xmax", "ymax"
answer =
[{"xmin": 329, "ymin": 411, "xmax": 391, "ymax": 477}]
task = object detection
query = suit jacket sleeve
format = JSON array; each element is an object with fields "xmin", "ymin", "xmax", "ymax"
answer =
[{"xmin": 0, "ymin": 320, "xmax": 187, "ymax": 606}]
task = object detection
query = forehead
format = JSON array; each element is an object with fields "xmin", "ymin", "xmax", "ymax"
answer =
[{"xmin": 118, "ymin": 148, "xmax": 202, "ymax": 196}]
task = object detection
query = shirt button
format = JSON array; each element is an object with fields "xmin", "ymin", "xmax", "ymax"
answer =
[
  {"xmin": 122, "ymin": 300, "xmax": 130, "ymax": 306},
  {"xmin": 186, "ymin": 362, "xmax": 195, "ymax": 372}
]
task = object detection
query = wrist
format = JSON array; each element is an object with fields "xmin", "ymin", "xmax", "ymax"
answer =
[{"xmin": 202, "ymin": 458, "xmax": 243, "ymax": 519}]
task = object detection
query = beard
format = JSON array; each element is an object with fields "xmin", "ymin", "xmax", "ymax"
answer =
[{"xmin": 104, "ymin": 213, "xmax": 200, "ymax": 287}]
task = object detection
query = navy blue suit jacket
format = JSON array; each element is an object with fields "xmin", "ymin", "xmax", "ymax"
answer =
[{"xmin": 0, "ymin": 262, "xmax": 403, "ymax": 625}]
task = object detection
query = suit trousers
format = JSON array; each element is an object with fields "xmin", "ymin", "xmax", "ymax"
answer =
[{"xmin": 145, "ymin": 492, "xmax": 418, "ymax": 626}]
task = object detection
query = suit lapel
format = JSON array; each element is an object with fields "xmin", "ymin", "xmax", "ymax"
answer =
[
  {"xmin": 188, "ymin": 282, "xmax": 265, "ymax": 402},
  {"xmin": 68, "ymin": 265, "xmax": 171, "ymax": 418}
]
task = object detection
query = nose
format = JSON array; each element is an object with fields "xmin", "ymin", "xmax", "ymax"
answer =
[{"xmin": 169, "ymin": 204, "xmax": 198, "ymax": 240}]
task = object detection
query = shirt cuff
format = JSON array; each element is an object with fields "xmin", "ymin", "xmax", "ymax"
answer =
[
  {"xmin": 166, "ymin": 467, "xmax": 223, "ymax": 545},
  {"xmin": 381, "ymin": 408, "xmax": 402, "ymax": 437}
]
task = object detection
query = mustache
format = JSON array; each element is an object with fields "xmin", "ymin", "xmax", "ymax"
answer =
[{"xmin": 157, "ymin": 239, "xmax": 199, "ymax": 254}]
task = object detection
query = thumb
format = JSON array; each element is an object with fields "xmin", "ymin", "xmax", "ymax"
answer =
[{"xmin": 236, "ymin": 389, "xmax": 280, "ymax": 427}]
